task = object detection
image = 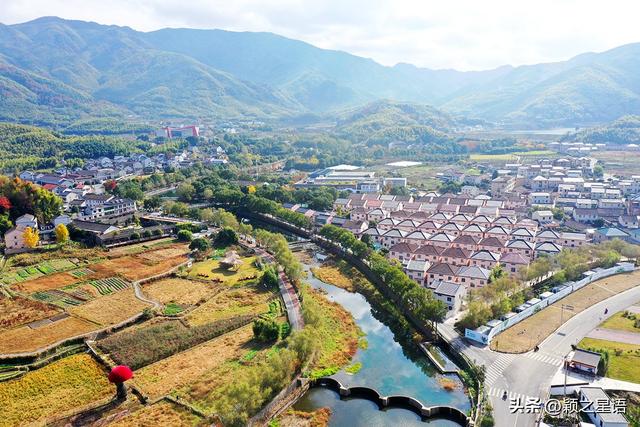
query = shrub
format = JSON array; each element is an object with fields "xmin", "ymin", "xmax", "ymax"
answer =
[
  {"xmin": 130, "ymin": 232, "xmax": 141, "ymax": 240},
  {"xmin": 177, "ymin": 229, "xmax": 193, "ymax": 242},
  {"xmin": 252, "ymin": 318, "xmax": 280, "ymax": 342}
]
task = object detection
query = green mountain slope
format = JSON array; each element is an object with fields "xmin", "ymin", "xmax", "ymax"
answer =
[{"xmin": 0, "ymin": 17, "xmax": 640, "ymax": 127}]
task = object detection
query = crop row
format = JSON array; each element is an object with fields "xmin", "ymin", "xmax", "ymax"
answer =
[{"xmin": 88, "ymin": 277, "xmax": 130, "ymax": 295}]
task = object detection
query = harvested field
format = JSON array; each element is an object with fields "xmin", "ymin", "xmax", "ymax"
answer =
[
  {"xmin": 137, "ymin": 245, "xmax": 190, "ymax": 262},
  {"xmin": 185, "ymin": 286, "xmax": 273, "ymax": 326},
  {"xmin": 106, "ymin": 238, "xmax": 176, "ymax": 257},
  {"xmin": 0, "ymin": 354, "xmax": 112, "ymax": 427},
  {"xmin": 491, "ymin": 270, "xmax": 640, "ymax": 353},
  {"xmin": 12, "ymin": 271, "xmax": 79, "ymax": 293},
  {"xmin": 187, "ymin": 256, "xmax": 260, "ymax": 286},
  {"xmin": 98, "ymin": 316, "xmax": 255, "ymax": 369},
  {"xmin": 93, "ymin": 254, "xmax": 187, "ymax": 282},
  {"xmin": 143, "ymin": 277, "xmax": 218, "ymax": 306},
  {"xmin": 0, "ymin": 316, "xmax": 96, "ymax": 354},
  {"xmin": 0, "ymin": 295, "xmax": 61, "ymax": 331},
  {"xmin": 69, "ymin": 289, "xmax": 150, "ymax": 326},
  {"xmin": 105, "ymin": 400, "xmax": 206, "ymax": 427},
  {"xmin": 135, "ymin": 325, "xmax": 255, "ymax": 398}
]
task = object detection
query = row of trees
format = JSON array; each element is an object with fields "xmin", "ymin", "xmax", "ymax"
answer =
[
  {"xmin": 319, "ymin": 224, "xmax": 447, "ymax": 333},
  {"xmin": 458, "ymin": 239, "xmax": 640, "ymax": 330},
  {"xmin": 0, "ymin": 176, "xmax": 63, "ymax": 224}
]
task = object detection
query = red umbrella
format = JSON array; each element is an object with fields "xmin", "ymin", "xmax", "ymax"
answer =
[{"xmin": 108, "ymin": 365, "xmax": 133, "ymax": 384}]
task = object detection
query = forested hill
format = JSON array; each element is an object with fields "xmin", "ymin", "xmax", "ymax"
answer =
[
  {"xmin": 0, "ymin": 122, "xmax": 157, "ymax": 171},
  {"xmin": 1, "ymin": 17, "xmax": 640, "ymax": 127},
  {"xmin": 562, "ymin": 115, "xmax": 640, "ymax": 145}
]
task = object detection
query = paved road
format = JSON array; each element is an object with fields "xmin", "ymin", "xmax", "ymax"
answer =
[{"xmin": 441, "ymin": 283, "xmax": 640, "ymax": 427}]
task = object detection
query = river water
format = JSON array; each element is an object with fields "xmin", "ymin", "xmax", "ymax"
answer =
[{"xmin": 293, "ymin": 257, "xmax": 471, "ymax": 426}]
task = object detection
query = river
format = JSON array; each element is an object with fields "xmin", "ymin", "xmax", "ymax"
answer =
[{"xmin": 293, "ymin": 256, "xmax": 471, "ymax": 426}]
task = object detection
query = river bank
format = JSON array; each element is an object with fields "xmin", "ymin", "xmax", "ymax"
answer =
[{"xmin": 291, "ymin": 252, "xmax": 470, "ymax": 426}]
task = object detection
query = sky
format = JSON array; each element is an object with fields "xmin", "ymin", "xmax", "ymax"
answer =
[{"xmin": 2, "ymin": 0, "xmax": 640, "ymax": 70}]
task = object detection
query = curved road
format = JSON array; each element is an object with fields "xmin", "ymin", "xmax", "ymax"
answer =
[{"xmin": 442, "ymin": 281, "xmax": 640, "ymax": 427}]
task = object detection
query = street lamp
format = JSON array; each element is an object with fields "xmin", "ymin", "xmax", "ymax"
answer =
[{"xmin": 560, "ymin": 304, "xmax": 574, "ymax": 324}]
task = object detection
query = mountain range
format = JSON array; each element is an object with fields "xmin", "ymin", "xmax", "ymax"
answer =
[{"xmin": 1, "ymin": 16, "xmax": 640, "ymax": 128}]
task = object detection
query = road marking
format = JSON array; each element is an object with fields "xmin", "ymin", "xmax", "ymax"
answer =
[
  {"xmin": 524, "ymin": 352, "xmax": 563, "ymax": 366},
  {"xmin": 487, "ymin": 387, "xmax": 538, "ymax": 402},
  {"xmin": 485, "ymin": 354, "xmax": 516, "ymax": 385}
]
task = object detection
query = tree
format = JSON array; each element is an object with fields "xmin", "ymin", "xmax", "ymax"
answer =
[
  {"xmin": 593, "ymin": 164, "xmax": 604, "ymax": 178},
  {"xmin": 203, "ymin": 188, "xmax": 214, "ymax": 200},
  {"xmin": 262, "ymin": 267, "xmax": 279, "ymax": 289},
  {"xmin": 0, "ymin": 214, "xmax": 12, "ymax": 234},
  {"xmin": 144, "ymin": 196, "xmax": 162, "ymax": 210},
  {"xmin": 214, "ymin": 227, "xmax": 239, "ymax": 247},
  {"xmin": 22, "ymin": 226, "xmax": 39, "ymax": 248},
  {"xmin": 177, "ymin": 229, "xmax": 193, "ymax": 242},
  {"xmin": 0, "ymin": 196, "xmax": 11, "ymax": 212},
  {"xmin": 54, "ymin": 223, "xmax": 69, "ymax": 244},
  {"xmin": 104, "ymin": 180, "xmax": 117, "ymax": 192},
  {"xmin": 189, "ymin": 237, "xmax": 210, "ymax": 252},
  {"xmin": 177, "ymin": 183, "xmax": 196, "ymax": 202},
  {"xmin": 489, "ymin": 265, "xmax": 505, "ymax": 283},
  {"xmin": 252, "ymin": 318, "xmax": 280, "ymax": 342}
]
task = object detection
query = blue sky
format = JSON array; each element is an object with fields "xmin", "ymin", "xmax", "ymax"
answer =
[{"xmin": 2, "ymin": 0, "xmax": 640, "ymax": 70}]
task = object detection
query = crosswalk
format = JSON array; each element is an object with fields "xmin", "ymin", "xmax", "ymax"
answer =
[
  {"xmin": 487, "ymin": 386, "xmax": 538, "ymax": 402},
  {"xmin": 485, "ymin": 353, "xmax": 516, "ymax": 385},
  {"xmin": 524, "ymin": 351, "xmax": 564, "ymax": 367}
]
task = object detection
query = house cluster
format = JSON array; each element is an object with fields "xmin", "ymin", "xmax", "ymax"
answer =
[
  {"xmin": 486, "ymin": 157, "xmax": 640, "ymax": 232},
  {"xmin": 3, "ymin": 213, "xmax": 71, "ymax": 254},
  {"xmin": 335, "ymin": 192, "xmax": 590, "ymax": 315},
  {"xmin": 294, "ymin": 164, "xmax": 407, "ymax": 192},
  {"xmin": 19, "ymin": 172, "xmax": 137, "ymax": 222}
]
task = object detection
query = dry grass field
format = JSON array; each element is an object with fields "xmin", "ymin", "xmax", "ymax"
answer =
[
  {"xmin": 0, "ymin": 296, "xmax": 61, "ymax": 331},
  {"xmin": 106, "ymin": 238, "xmax": 176, "ymax": 257},
  {"xmin": 311, "ymin": 265, "xmax": 356, "ymax": 292},
  {"xmin": 0, "ymin": 354, "xmax": 112, "ymax": 426},
  {"xmin": 105, "ymin": 400, "xmax": 206, "ymax": 427},
  {"xmin": 69, "ymin": 289, "xmax": 151, "ymax": 326},
  {"xmin": 134, "ymin": 326, "xmax": 255, "ymax": 398},
  {"xmin": 13, "ymin": 271, "xmax": 81, "ymax": 293},
  {"xmin": 185, "ymin": 286, "xmax": 273, "ymax": 326},
  {"xmin": 143, "ymin": 277, "xmax": 218, "ymax": 306},
  {"xmin": 0, "ymin": 316, "xmax": 97, "ymax": 353},
  {"xmin": 491, "ymin": 270, "xmax": 640, "ymax": 353}
]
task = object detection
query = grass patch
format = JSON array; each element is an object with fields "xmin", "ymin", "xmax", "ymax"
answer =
[
  {"xmin": 163, "ymin": 303, "xmax": 184, "ymax": 316},
  {"xmin": 187, "ymin": 256, "xmax": 260, "ymax": 286},
  {"xmin": 0, "ymin": 354, "xmax": 112, "ymax": 426},
  {"xmin": 311, "ymin": 265, "xmax": 355, "ymax": 292},
  {"xmin": 601, "ymin": 311, "xmax": 640, "ymax": 333},
  {"xmin": 345, "ymin": 361, "xmax": 363, "ymax": 374},
  {"xmin": 579, "ymin": 337, "xmax": 640, "ymax": 383}
]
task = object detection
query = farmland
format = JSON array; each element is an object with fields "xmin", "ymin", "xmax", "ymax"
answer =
[
  {"xmin": 105, "ymin": 400, "xmax": 206, "ymax": 427},
  {"xmin": 98, "ymin": 316, "xmax": 255, "ymax": 369},
  {"xmin": 185, "ymin": 286, "xmax": 274, "ymax": 325},
  {"xmin": 134, "ymin": 325, "xmax": 256, "ymax": 398},
  {"xmin": 0, "ymin": 295, "xmax": 61, "ymax": 331},
  {"xmin": 0, "ymin": 354, "xmax": 112, "ymax": 426},
  {"xmin": 69, "ymin": 288, "xmax": 151, "ymax": 326},
  {"xmin": 143, "ymin": 277, "xmax": 218, "ymax": 306},
  {"xmin": 0, "ymin": 316, "xmax": 96, "ymax": 353}
]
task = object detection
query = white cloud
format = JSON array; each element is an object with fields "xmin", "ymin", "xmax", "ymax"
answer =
[{"xmin": 1, "ymin": 0, "xmax": 639, "ymax": 70}]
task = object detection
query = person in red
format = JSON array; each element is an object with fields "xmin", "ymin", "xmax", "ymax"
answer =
[{"xmin": 108, "ymin": 365, "xmax": 133, "ymax": 399}]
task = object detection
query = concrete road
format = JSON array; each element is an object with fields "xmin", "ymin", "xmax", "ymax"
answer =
[{"xmin": 441, "ymin": 283, "xmax": 640, "ymax": 427}]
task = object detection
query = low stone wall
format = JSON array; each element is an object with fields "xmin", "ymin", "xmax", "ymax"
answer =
[{"xmin": 311, "ymin": 377, "xmax": 471, "ymax": 426}]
